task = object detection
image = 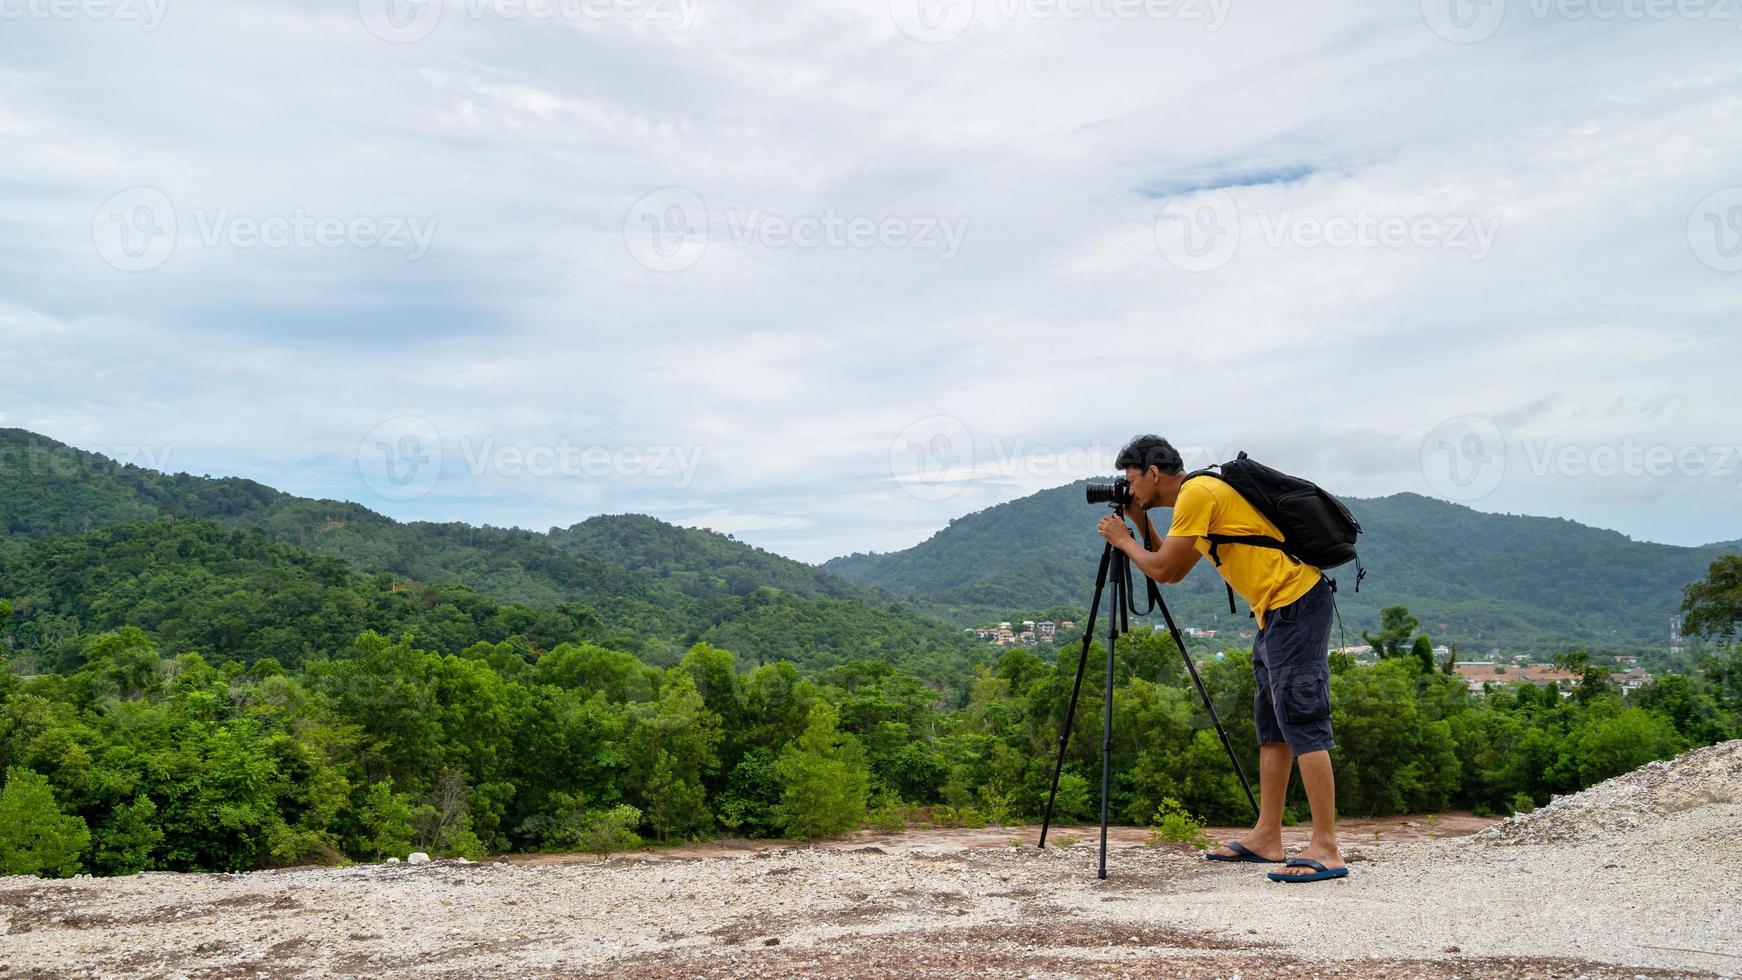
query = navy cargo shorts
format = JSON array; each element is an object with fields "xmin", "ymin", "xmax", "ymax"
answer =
[{"xmin": 1253, "ymin": 577, "xmax": 1336, "ymax": 754}]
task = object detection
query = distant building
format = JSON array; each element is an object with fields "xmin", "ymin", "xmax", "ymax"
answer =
[
  {"xmin": 1453, "ymin": 662, "xmax": 1581, "ymax": 696},
  {"xmin": 1611, "ymin": 667, "xmax": 1654, "ymax": 696},
  {"xmin": 1037, "ymin": 621, "xmax": 1056, "ymax": 637}
]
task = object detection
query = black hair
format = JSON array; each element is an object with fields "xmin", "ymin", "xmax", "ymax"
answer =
[{"xmin": 1115, "ymin": 434, "xmax": 1183, "ymax": 475}]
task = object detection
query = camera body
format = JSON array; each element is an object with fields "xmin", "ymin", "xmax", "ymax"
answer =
[{"xmin": 1085, "ymin": 476, "xmax": 1132, "ymax": 509}]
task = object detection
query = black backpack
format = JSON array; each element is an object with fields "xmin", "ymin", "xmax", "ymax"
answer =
[{"xmin": 1182, "ymin": 452, "xmax": 1364, "ymax": 614}]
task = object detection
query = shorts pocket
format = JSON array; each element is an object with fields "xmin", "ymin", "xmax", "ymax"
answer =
[{"xmin": 1280, "ymin": 671, "xmax": 1330, "ymax": 725}]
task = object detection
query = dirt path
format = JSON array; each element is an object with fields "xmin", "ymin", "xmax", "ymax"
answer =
[
  {"xmin": 1, "ymin": 807, "xmax": 1735, "ymax": 979},
  {"xmin": 503, "ymin": 811, "xmax": 1499, "ymax": 866}
]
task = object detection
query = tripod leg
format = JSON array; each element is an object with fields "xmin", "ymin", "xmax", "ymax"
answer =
[
  {"xmin": 1097, "ymin": 551, "xmax": 1124, "ymax": 880},
  {"xmin": 1039, "ymin": 543, "xmax": 1114, "ymax": 849},
  {"xmin": 1156, "ymin": 593, "xmax": 1259, "ymax": 817}
]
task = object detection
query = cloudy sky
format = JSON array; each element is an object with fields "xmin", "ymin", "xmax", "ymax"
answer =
[{"xmin": 2, "ymin": 0, "xmax": 1738, "ymax": 562}]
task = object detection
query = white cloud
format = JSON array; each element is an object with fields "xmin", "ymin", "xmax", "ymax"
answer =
[{"xmin": 1, "ymin": 2, "xmax": 1738, "ymax": 561}]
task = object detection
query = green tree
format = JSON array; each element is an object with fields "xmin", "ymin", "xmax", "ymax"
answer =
[
  {"xmin": 1564, "ymin": 705, "xmax": 1685, "ymax": 785},
  {"xmin": 774, "ymin": 701, "xmax": 871, "ymax": 838},
  {"xmin": 569, "ymin": 803, "xmax": 644, "ymax": 856},
  {"xmin": 0, "ymin": 767, "xmax": 91, "ymax": 877},
  {"xmin": 1411, "ymin": 635, "xmax": 1435, "ymax": 674},
  {"xmin": 357, "ymin": 777, "xmax": 415, "ymax": 860},
  {"xmin": 1364, "ymin": 606, "xmax": 1420, "ymax": 660},
  {"xmin": 627, "ymin": 672, "xmax": 721, "ymax": 841},
  {"xmin": 1682, "ymin": 555, "xmax": 1742, "ymax": 641},
  {"xmin": 90, "ymin": 796, "xmax": 163, "ymax": 875}
]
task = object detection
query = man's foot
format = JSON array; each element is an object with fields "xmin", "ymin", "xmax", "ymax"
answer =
[
  {"xmin": 1204, "ymin": 835, "xmax": 1284, "ymax": 863},
  {"xmin": 1270, "ymin": 840, "xmax": 1344, "ymax": 877}
]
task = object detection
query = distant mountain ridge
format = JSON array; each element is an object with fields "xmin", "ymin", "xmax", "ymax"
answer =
[
  {"xmin": 0, "ymin": 429, "xmax": 976, "ymax": 681},
  {"xmin": 825, "ymin": 479, "xmax": 1738, "ymax": 655}
]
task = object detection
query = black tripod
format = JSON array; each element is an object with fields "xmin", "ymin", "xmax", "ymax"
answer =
[{"xmin": 1038, "ymin": 505, "xmax": 1258, "ymax": 879}]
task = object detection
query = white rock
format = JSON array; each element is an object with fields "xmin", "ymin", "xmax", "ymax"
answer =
[
  {"xmin": 385, "ymin": 857, "xmax": 401, "ymax": 864},
  {"xmin": 408, "ymin": 852, "xmax": 431, "ymax": 865}
]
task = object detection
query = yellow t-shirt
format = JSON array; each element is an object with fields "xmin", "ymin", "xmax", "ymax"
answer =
[{"xmin": 1165, "ymin": 476, "xmax": 1321, "ymax": 628}]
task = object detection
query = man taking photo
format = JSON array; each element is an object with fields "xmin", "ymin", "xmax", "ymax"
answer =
[{"xmin": 1094, "ymin": 434, "xmax": 1347, "ymax": 883}]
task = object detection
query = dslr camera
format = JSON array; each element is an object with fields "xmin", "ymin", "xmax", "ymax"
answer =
[{"xmin": 1084, "ymin": 476, "xmax": 1132, "ymax": 509}]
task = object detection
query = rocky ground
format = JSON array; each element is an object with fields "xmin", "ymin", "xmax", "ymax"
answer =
[{"xmin": 3, "ymin": 742, "xmax": 1738, "ymax": 979}]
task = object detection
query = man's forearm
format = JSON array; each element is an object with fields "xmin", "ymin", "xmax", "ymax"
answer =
[
  {"xmin": 1116, "ymin": 535, "xmax": 1178, "ymax": 583},
  {"xmin": 1128, "ymin": 507, "xmax": 1159, "ymax": 551}
]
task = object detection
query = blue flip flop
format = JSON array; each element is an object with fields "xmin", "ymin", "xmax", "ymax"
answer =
[
  {"xmin": 1204, "ymin": 841, "xmax": 1282, "ymax": 864},
  {"xmin": 1267, "ymin": 857, "xmax": 1350, "ymax": 882}
]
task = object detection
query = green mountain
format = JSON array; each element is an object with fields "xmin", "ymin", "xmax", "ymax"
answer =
[
  {"xmin": 547, "ymin": 514, "xmax": 884, "ymax": 603},
  {"xmin": 0, "ymin": 519, "xmax": 596, "ymax": 673},
  {"xmin": 825, "ymin": 479, "xmax": 1739, "ymax": 656},
  {"xmin": 0, "ymin": 430, "xmax": 977, "ymax": 681}
]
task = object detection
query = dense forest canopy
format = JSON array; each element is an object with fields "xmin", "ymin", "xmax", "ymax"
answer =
[{"xmin": 1, "ymin": 617, "xmax": 1735, "ymax": 877}]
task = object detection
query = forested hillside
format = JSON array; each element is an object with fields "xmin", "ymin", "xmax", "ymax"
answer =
[
  {"xmin": 0, "ymin": 430, "xmax": 977, "ymax": 682},
  {"xmin": 548, "ymin": 514, "xmax": 884, "ymax": 603},
  {"xmin": 827, "ymin": 480, "xmax": 1739, "ymax": 654}
]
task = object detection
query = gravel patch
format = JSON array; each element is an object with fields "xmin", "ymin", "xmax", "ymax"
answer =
[
  {"xmin": 1476, "ymin": 739, "xmax": 1742, "ymax": 846},
  {"xmin": 2, "ymin": 745, "xmax": 1738, "ymax": 978}
]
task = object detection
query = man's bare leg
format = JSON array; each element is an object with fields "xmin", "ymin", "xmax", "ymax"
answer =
[
  {"xmin": 1274, "ymin": 748, "xmax": 1343, "ymax": 875},
  {"xmin": 1207, "ymin": 742, "xmax": 1290, "ymax": 861}
]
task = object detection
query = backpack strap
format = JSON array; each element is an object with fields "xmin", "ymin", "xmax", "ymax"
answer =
[{"xmin": 1204, "ymin": 533, "xmax": 1300, "ymax": 565}]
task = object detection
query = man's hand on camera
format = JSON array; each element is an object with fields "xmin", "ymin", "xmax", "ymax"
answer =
[{"xmin": 1096, "ymin": 514, "xmax": 1135, "ymax": 550}]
